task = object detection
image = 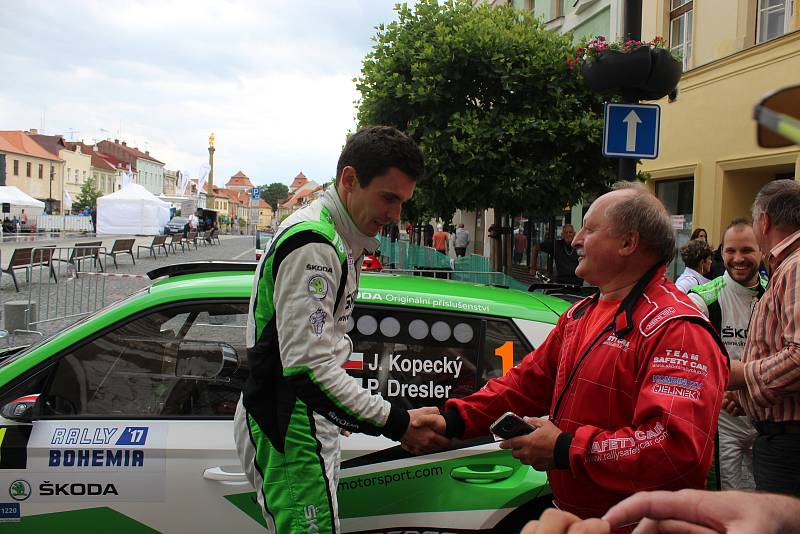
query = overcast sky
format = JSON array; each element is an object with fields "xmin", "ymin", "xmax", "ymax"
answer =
[{"xmin": 0, "ymin": 1, "xmax": 412, "ymax": 187}]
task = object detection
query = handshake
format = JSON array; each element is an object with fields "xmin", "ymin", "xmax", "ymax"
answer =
[{"xmin": 400, "ymin": 407, "xmax": 451, "ymax": 455}]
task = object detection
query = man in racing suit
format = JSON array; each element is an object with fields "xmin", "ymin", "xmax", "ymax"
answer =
[
  {"xmin": 688, "ymin": 219, "xmax": 765, "ymax": 490},
  {"xmin": 234, "ymin": 126, "xmax": 445, "ymax": 533},
  {"xmin": 434, "ymin": 182, "xmax": 729, "ymax": 520}
]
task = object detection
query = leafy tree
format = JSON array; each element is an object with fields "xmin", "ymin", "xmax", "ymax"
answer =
[
  {"xmin": 260, "ymin": 182, "xmax": 289, "ymax": 212},
  {"xmin": 356, "ymin": 0, "xmax": 615, "ymax": 220},
  {"xmin": 73, "ymin": 177, "xmax": 103, "ymax": 211}
]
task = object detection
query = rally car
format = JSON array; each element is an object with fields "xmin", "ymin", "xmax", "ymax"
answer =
[{"xmin": 0, "ymin": 261, "xmax": 570, "ymax": 533}]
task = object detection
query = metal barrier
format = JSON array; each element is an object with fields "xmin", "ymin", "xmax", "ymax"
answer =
[
  {"xmin": 376, "ymin": 236, "xmax": 527, "ymax": 290},
  {"xmin": 18, "ymin": 246, "xmax": 108, "ymax": 334},
  {"xmin": 380, "ymin": 268, "xmax": 528, "ymax": 290},
  {"xmin": 36, "ymin": 215, "xmax": 93, "ymax": 232}
]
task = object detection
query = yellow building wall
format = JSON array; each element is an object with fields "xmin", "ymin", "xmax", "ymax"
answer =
[
  {"xmin": 4, "ymin": 153, "xmax": 64, "ymax": 204},
  {"xmin": 638, "ymin": 3, "xmax": 800, "ymax": 245}
]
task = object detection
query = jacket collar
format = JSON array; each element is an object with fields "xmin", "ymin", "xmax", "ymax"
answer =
[{"xmin": 320, "ymin": 187, "xmax": 379, "ymax": 255}]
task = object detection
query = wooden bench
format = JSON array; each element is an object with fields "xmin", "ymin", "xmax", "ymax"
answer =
[
  {"xmin": 209, "ymin": 228, "xmax": 221, "ymax": 245},
  {"xmin": 3, "ymin": 246, "xmax": 57, "ymax": 292},
  {"xmin": 103, "ymin": 238, "xmax": 136, "ymax": 269},
  {"xmin": 178, "ymin": 231, "xmax": 198, "ymax": 252},
  {"xmin": 164, "ymin": 234, "xmax": 180, "ymax": 254},
  {"xmin": 69, "ymin": 241, "xmax": 104, "ymax": 273},
  {"xmin": 137, "ymin": 235, "xmax": 169, "ymax": 259}
]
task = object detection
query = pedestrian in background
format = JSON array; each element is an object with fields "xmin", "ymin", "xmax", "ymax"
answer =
[
  {"xmin": 432, "ymin": 224, "xmax": 449, "ymax": 254},
  {"xmin": 689, "ymin": 218, "xmax": 766, "ymax": 489},
  {"xmin": 530, "ymin": 224, "xmax": 581, "ymax": 285},
  {"xmin": 728, "ymin": 179, "xmax": 800, "ymax": 496},
  {"xmin": 691, "ymin": 227, "xmax": 708, "ymax": 241},
  {"xmin": 454, "ymin": 223, "xmax": 470, "ymax": 257},
  {"xmin": 423, "ymin": 221, "xmax": 434, "ymax": 247},
  {"xmin": 513, "ymin": 228, "xmax": 527, "ymax": 265},
  {"xmin": 674, "ymin": 238, "xmax": 713, "ymax": 293}
]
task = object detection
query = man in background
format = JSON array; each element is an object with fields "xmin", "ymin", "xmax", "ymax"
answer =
[
  {"xmin": 689, "ymin": 218, "xmax": 766, "ymax": 489},
  {"xmin": 454, "ymin": 223, "xmax": 470, "ymax": 257},
  {"xmin": 432, "ymin": 224, "xmax": 449, "ymax": 254},
  {"xmin": 530, "ymin": 223, "xmax": 581, "ymax": 285}
]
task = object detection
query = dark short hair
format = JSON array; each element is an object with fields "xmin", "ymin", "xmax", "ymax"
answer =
[
  {"xmin": 608, "ymin": 181, "xmax": 676, "ymax": 265},
  {"xmin": 336, "ymin": 126, "xmax": 425, "ymax": 187},
  {"xmin": 752, "ymin": 179, "xmax": 800, "ymax": 232},
  {"xmin": 680, "ymin": 239, "xmax": 713, "ymax": 269}
]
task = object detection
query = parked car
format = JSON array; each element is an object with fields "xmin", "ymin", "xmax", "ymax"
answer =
[
  {"xmin": 163, "ymin": 216, "xmax": 188, "ymax": 235},
  {"xmin": 0, "ymin": 261, "xmax": 570, "ymax": 533}
]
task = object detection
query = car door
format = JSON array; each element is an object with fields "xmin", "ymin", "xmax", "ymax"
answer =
[
  {"xmin": 0, "ymin": 299, "xmax": 263, "ymax": 533},
  {"xmin": 337, "ymin": 304, "xmax": 551, "ymax": 533}
]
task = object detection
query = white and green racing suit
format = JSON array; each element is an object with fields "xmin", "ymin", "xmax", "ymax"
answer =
[{"xmin": 234, "ymin": 188, "xmax": 409, "ymax": 533}]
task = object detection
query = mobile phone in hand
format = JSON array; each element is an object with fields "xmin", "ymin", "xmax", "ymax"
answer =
[{"xmin": 490, "ymin": 412, "xmax": 535, "ymax": 440}]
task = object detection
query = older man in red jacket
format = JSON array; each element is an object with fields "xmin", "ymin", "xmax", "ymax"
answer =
[{"xmin": 410, "ymin": 182, "xmax": 728, "ymax": 521}]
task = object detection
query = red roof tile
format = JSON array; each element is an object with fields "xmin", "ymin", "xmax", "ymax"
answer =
[{"xmin": 0, "ymin": 131, "xmax": 63, "ymax": 161}]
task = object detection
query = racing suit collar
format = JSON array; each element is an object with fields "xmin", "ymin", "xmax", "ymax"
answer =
[
  {"xmin": 572, "ymin": 264, "xmax": 666, "ymax": 337},
  {"xmin": 722, "ymin": 270, "xmax": 765, "ymax": 299},
  {"xmin": 322, "ymin": 187, "xmax": 380, "ymax": 255}
]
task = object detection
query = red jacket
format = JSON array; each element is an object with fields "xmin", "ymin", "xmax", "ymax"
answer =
[{"xmin": 444, "ymin": 266, "xmax": 728, "ymax": 519}]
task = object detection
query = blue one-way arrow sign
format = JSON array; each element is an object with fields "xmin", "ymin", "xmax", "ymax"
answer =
[{"xmin": 603, "ymin": 102, "xmax": 661, "ymax": 159}]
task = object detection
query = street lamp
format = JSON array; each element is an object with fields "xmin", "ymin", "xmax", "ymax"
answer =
[
  {"xmin": 207, "ymin": 133, "xmax": 215, "ymax": 210},
  {"xmin": 49, "ymin": 165, "xmax": 54, "ymax": 213}
]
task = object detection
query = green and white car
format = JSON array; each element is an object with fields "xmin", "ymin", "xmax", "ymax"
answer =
[{"xmin": 0, "ymin": 262, "xmax": 570, "ymax": 533}]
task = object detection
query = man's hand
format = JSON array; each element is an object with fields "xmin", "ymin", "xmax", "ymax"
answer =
[
  {"xmin": 521, "ymin": 509, "xmax": 609, "ymax": 534},
  {"xmin": 603, "ymin": 489, "xmax": 800, "ymax": 534},
  {"xmin": 498, "ymin": 417, "xmax": 561, "ymax": 471},
  {"xmin": 401, "ymin": 407, "xmax": 450, "ymax": 455},
  {"xmin": 722, "ymin": 391, "xmax": 745, "ymax": 416},
  {"xmin": 727, "ymin": 360, "xmax": 745, "ymax": 390}
]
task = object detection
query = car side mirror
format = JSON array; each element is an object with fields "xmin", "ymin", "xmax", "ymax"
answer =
[
  {"xmin": 175, "ymin": 342, "xmax": 239, "ymax": 379},
  {"xmin": 754, "ymin": 84, "xmax": 800, "ymax": 147},
  {"xmin": 1, "ymin": 394, "xmax": 39, "ymax": 422}
]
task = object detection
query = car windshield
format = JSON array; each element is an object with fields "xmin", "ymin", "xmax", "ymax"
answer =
[{"xmin": 170, "ymin": 217, "xmax": 188, "ymax": 225}]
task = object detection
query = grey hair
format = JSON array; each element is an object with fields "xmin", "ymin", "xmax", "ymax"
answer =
[
  {"xmin": 607, "ymin": 181, "xmax": 677, "ymax": 265},
  {"xmin": 752, "ymin": 180, "xmax": 800, "ymax": 231}
]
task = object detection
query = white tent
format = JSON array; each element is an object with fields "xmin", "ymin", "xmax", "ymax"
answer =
[
  {"xmin": 97, "ymin": 183, "xmax": 171, "ymax": 235},
  {"xmin": 0, "ymin": 186, "xmax": 46, "ymax": 217}
]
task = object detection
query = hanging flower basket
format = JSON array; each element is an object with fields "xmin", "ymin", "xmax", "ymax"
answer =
[{"xmin": 569, "ymin": 36, "xmax": 683, "ymax": 101}]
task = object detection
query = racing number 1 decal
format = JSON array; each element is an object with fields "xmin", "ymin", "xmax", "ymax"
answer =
[{"xmin": 494, "ymin": 341, "xmax": 514, "ymax": 376}]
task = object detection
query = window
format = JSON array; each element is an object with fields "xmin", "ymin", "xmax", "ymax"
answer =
[
  {"xmin": 669, "ymin": 0, "xmax": 693, "ymax": 71},
  {"xmin": 348, "ymin": 306, "xmax": 480, "ymax": 409},
  {"xmin": 13, "ymin": 159, "xmax": 18, "ymax": 175},
  {"xmin": 37, "ymin": 301, "xmax": 249, "ymax": 418},
  {"xmin": 26, "ymin": 162, "xmax": 31, "ymax": 177},
  {"xmin": 38, "ymin": 163, "xmax": 43, "ymax": 179},
  {"xmin": 757, "ymin": 0, "xmax": 792, "ymax": 43},
  {"xmin": 481, "ymin": 319, "xmax": 533, "ymax": 383}
]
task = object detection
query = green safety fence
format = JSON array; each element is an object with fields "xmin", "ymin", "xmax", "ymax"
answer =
[{"xmin": 375, "ymin": 236, "xmax": 528, "ymax": 291}]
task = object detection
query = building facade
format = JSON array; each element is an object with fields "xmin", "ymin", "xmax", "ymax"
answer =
[
  {"xmin": 0, "ymin": 130, "xmax": 65, "ymax": 212},
  {"xmin": 97, "ymin": 139, "xmax": 165, "ymax": 196},
  {"xmin": 640, "ymin": 0, "xmax": 800, "ymax": 276}
]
